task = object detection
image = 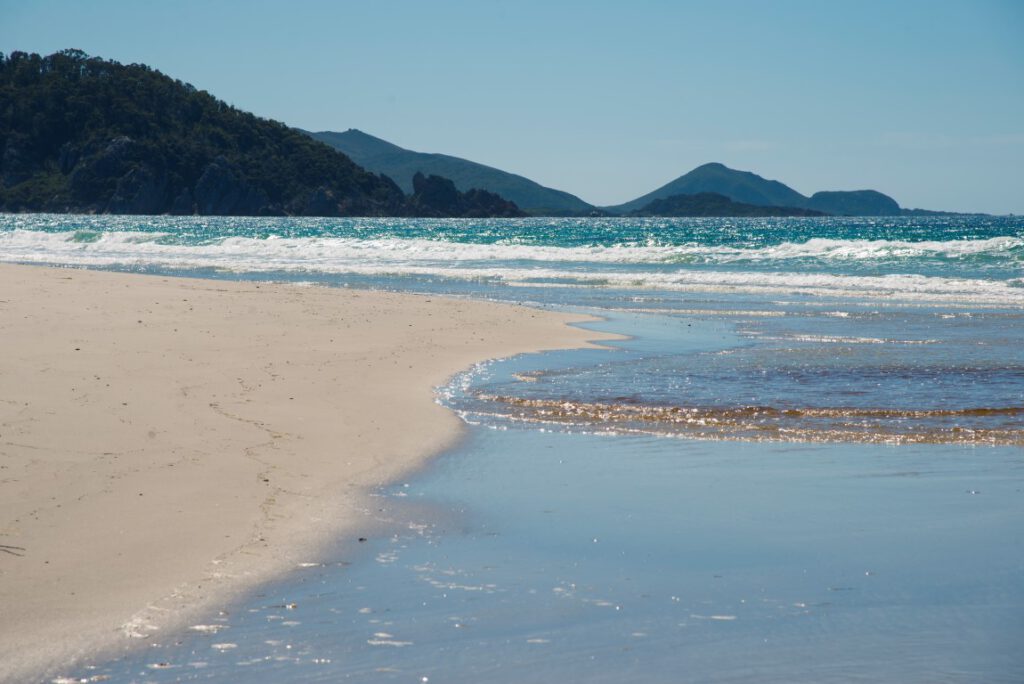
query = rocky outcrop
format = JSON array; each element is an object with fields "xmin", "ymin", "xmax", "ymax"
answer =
[
  {"xmin": 105, "ymin": 165, "xmax": 169, "ymax": 215},
  {"xmin": 169, "ymin": 188, "xmax": 195, "ymax": 215},
  {"xmin": 409, "ymin": 172, "xmax": 525, "ymax": 218},
  {"xmin": 300, "ymin": 186, "xmax": 341, "ymax": 216},
  {"xmin": 459, "ymin": 188, "xmax": 527, "ymax": 218},
  {"xmin": 192, "ymin": 157, "xmax": 269, "ymax": 215},
  {"xmin": 66, "ymin": 137, "xmax": 140, "ymax": 210},
  {"xmin": 411, "ymin": 172, "xmax": 461, "ymax": 214}
]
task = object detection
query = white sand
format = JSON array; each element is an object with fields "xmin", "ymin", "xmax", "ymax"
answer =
[{"xmin": 0, "ymin": 264, "xmax": 611, "ymax": 682}]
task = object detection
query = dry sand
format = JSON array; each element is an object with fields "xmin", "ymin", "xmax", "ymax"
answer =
[{"xmin": 0, "ymin": 264, "xmax": 610, "ymax": 682}]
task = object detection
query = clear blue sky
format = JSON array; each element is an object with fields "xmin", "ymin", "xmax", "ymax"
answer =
[{"xmin": 2, "ymin": 0, "xmax": 1022, "ymax": 212}]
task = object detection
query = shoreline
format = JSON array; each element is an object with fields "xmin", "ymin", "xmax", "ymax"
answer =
[{"xmin": 0, "ymin": 264, "xmax": 613, "ymax": 683}]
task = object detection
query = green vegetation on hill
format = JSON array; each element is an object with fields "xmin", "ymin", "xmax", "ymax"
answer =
[
  {"xmin": 308, "ymin": 129, "xmax": 595, "ymax": 215},
  {"xmin": 631, "ymin": 192, "xmax": 826, "ymax": 217},
  {"xmin": 611, "ymin": 162, "xmax": 904, "ymax": 216},
  {"xmin": 0, "ymin": 50, "xmax": 523, "ymax": 217}
]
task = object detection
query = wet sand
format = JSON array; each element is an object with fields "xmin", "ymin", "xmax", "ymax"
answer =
[{"xmin": 0, "ymin": 264, "xmax": 607, "ymax": 683}]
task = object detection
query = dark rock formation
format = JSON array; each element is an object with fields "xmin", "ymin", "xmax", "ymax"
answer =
[
  {"xmin": 169, "ymin": 188, "xmax": 195, "ymax": 215},
  {"xmin": 106, "ymin": 165, "xmax": 169, "ymax": 215},
  {"xmin": 409, "ymin": 172, "xmax": 525, "ymax": 218},
  {"xmin": 192, "ymin": 157, "xmax": 269, "ymax": 215}
]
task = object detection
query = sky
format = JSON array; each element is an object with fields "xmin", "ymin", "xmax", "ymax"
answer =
[{"xmin": 2, "ymin": 0, "xmax": 1022, "ymax": 213}]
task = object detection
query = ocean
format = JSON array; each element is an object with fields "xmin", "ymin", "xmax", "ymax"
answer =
[{"xmin": 3, "ymin": 214, "xmax": 1022, "ymax": 682}]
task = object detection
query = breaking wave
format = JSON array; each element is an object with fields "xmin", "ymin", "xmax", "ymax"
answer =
[{"xmin": 1, "ymin": 229, "xmax": 1022, "ymax": 305}]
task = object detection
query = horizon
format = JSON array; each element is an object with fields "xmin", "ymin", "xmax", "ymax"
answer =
[{"xmin": 2, "ymin": 0, "xmax": 1022, "ymax": 213}]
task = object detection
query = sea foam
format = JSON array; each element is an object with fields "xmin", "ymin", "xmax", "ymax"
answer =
[{"xmin": 1, "ymin": 228, "xmax": 1022, "ymax": 305}]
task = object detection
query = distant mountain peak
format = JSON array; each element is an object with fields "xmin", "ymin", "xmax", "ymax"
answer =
[
  {"xmin": 610, "ymin": 162, "xmax": 902, "ymax": 216},
  {"xmin": 310, "ymin": 128, "xmax": 405, "ymax": 158},
  {"xmin": 610, "ymin": 162, "xmax": 807, "ymax": 213}
]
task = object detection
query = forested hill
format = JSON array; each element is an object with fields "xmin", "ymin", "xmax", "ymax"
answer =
[{"xmin": 0, "ymin": 50, "xmax": 522, "ymax": 217}]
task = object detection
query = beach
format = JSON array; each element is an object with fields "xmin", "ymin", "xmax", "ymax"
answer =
[
  {"xmin": 2, "ymin": 214, "xmax": 1021, "ymax": 683},
  {"xmin": 0, "ymin": 263, "xmax": 608, "ymax": 682},
  {"xmin": 1, "ymin": 5, "xmax": 1021, "ymax": 680}
]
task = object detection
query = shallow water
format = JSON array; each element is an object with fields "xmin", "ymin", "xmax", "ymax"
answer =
[
  {"xmin": 76, "ymin": 429, "xmax": 1024, "ymax": 683},
  {"xmin": 452, "ymin": 309, "xmax": 1024, "ymax": 446},
  {"xmin": 63, "ymin": 315, "xmax": 1024, "ymax": 684}
]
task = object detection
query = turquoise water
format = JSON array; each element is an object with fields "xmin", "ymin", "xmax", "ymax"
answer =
[
  {"xmin": 3, "ymin": 214, "xmax": 1022, "ymax": 681},
  {"xmin": 1, "ymin": 215, "xmax": 1022, "ymax": 293}
]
